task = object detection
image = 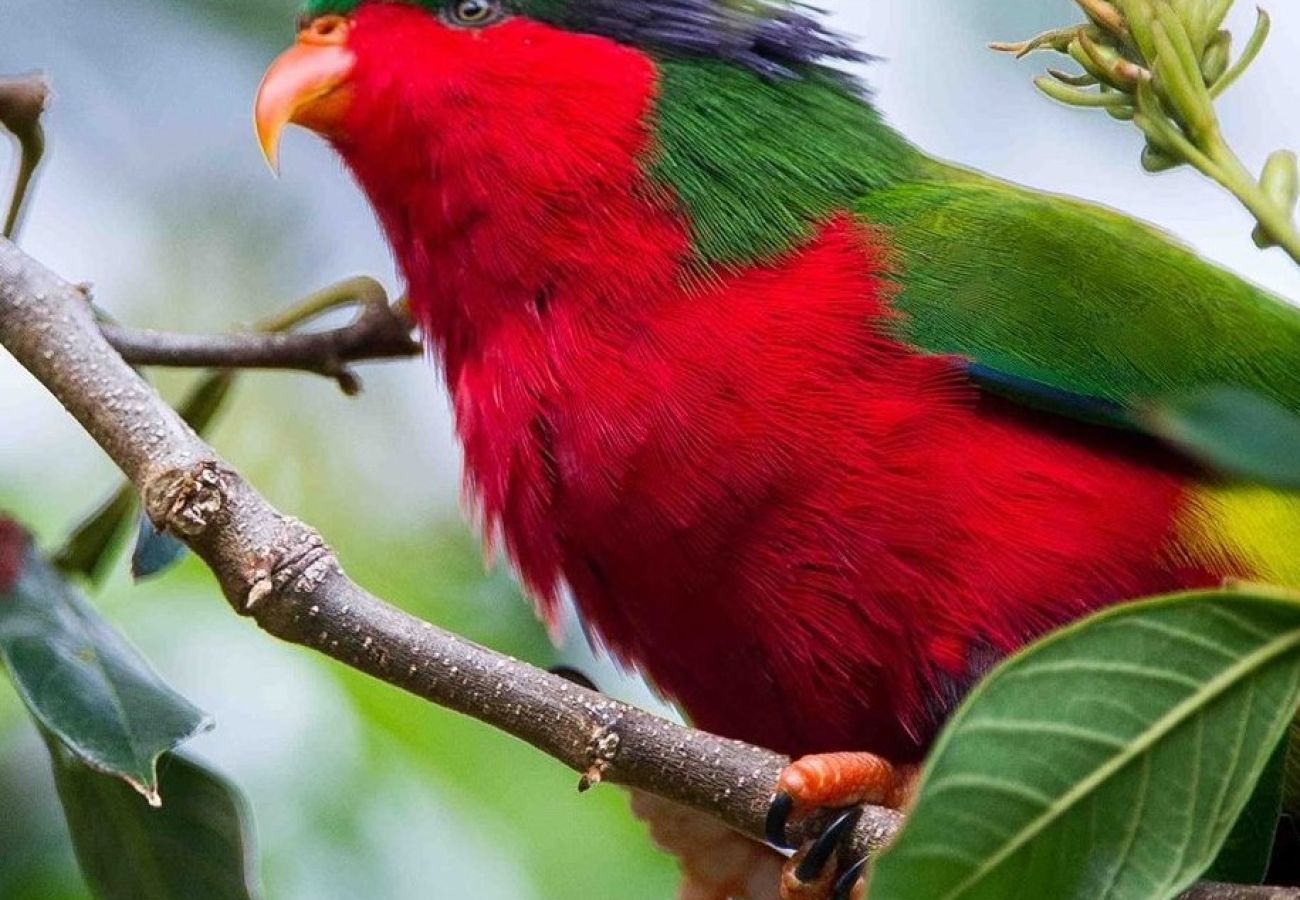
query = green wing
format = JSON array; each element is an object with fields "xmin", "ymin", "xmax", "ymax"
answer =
[
  {"xmin": 860, "ymin": 172, "xmax": 1300, "ymax": 816},
  {"xmin": 856, "ymin": 170, "xmax": 1300, "ymax": 416}
]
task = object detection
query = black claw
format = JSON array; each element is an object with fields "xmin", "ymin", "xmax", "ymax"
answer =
[
  {"xmin": 832, "ymin": 856, "xmax": 867, "ymax": 900},
  {"xmin": 832, "ymin": 853, "xmax": 863, "ymax": 894},
  {"xmin": 765, "ymin": 791, "xmax": 796, "ymax": 850},
  {"xmin": 794, "ymin": 807, "xmax": 861, "ymax": 883}
]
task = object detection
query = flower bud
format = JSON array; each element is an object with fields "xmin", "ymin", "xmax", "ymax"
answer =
[
  {"xmin": 1261, "ymin": 150, "xmax": 1299, "ymax": 216},
  {"xmin": 1141, "ymin": 142, "xmax": 1182, "ymax": 173},
  {"xmin": 1200, "ymin": 30, "xmax": 1231, "ymax": 86}
]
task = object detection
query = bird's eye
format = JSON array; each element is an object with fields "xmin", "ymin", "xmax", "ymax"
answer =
[{"xmin": 445, "ymin": 0, "xmax": 504, "ymax": 27}]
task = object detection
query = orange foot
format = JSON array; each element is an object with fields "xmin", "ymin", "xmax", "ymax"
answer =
[{"xmin": 766, "ymin": 753, "xmax": 919, "ymax": 900}]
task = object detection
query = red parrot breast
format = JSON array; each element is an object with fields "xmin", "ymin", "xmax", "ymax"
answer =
[{"xmin": 332, "ymin": 4, "xmax": 1222, "ymax": 760}]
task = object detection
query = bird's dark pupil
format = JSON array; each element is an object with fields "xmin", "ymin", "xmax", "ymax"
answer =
[{"xmin": 459, "ymin": 0, "xmax": 487, "ymax": 18}]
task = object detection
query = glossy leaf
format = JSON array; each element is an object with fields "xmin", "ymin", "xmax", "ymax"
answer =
[
  {"xmin": 0, "ymin": 539, "xmax": 211, "ymax": 803},
  {"xmin": 869, "ymin": 589, "xmax": 1300, "ymax": 900},
  {"xmin": 47, "ymin": 738, "xmax": 261, "ymax": 900},
  {"xmin": 1205, "ymin": 736, "xmax": 1285, "ymax": 884},
  {"xmin": 1145, "ymin": 387, "xmax": 1300, "ymax": 490}
]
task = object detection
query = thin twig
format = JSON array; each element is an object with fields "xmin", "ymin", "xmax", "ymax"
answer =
[
  {"xmin": 0, "ymin": 74, "xmax": 49, "ymax": 239},
  {"xmin": 99, "ymin": 277, "xmax": 421, "ymax": 396}
]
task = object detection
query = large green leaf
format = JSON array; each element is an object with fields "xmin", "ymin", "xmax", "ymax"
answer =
[
  {"xmin": 1205, "ymin": 736, "xmax": 1286, "ymax": 883},
  {"xmin": 1145, "ymin": 387, "xmax": 1300, "ymax": 490},
  {"xmin": 46, "ymin": 737, "xmax": 261, "ymax": 900},
  {"xmin": 0, "ymin": 528, "xmax": 211, "ymax": 802},
  {"xmin": 1288, "ymin": 721, "xmax": 1300, "ymax": 812},
  {"xmin": 868, "ymin": 589, "xmax": 1300, "ymax": 900}
]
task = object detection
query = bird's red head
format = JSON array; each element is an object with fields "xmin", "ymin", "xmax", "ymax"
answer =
[
  {"xmin": 256, "ymin": 1, "xmax": 673, "ymax": 341},
  {"xmin": 255, "ymin": 2, "xmax": 659, "ymax": 180}
]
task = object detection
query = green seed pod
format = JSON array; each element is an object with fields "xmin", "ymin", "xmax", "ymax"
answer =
[
  {"xmin": 1260, "ymin": 149, "xmax": 1300, "ymax": 217},
  {"xmin": 1141, "ymin": 142, "xmax": 1182, "ymax": 173},
  {"xmin": 1201, "ymin": 30, "xmax": 1231, "ymax": 86},
  {"xmin": 1077, "ymin": 0, "xmax": 1127, "ymax": 37},
  {"xmin": 1034, "ymin": 74, "xmax": 1131, "ymax": 109}
]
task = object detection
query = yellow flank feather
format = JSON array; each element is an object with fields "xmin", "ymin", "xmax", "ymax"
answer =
[{"xmin": 1176, "ymin": 485, "xmax": 1300, "ymax": 589}]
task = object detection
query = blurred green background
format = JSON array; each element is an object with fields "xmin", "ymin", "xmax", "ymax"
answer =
[{"xmin": 1, "ymin": 1, "xmax": 1297, "ymax": 898}]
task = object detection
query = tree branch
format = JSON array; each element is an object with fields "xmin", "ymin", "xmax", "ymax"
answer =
[{"xmin": 1, "ymin": 238, "xmax": 1294, "ymax": 899}]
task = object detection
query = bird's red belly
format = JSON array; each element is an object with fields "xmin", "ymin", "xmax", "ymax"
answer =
[
  {"xmin": 555, "ymin": 421, "xmax": 1209, "ymax": 760},
  {"xmin": 457, "ymin": 219, "xmax": 1212, "ymax": 760}
]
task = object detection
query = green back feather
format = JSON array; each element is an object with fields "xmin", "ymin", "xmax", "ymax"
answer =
[
  {"xmin": 650, "ymin": 60, "xmax": 923, "ymax": 264},
  {"xmin": 854, "ymin": 173, "xmax": 1300, "ymax": 414}
]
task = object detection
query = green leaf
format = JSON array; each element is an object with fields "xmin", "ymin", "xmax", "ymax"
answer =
[
  {"xmin": 0, "ymin": 536, "xmax": 211, "ymax": 803},
  {"xmin": 46, "ymin": 738, "xmax": 261, "ymax": 900},
  {"xmin": 1205, "ymin": 736, "xmax": 1285, "ymax": 883},
  {"xmin": 1144, "ymin": 387, "xmax": 1300, "ymax": 490},
  {"xmin": 178, "ymin": 371, "xmax": 238, "ymax": 435},
  {"xmin": 53, "ymin": 487, "xmax": 137, "ymax": 583},
  {"xmin": 868, "ymin": 589, "xmax": 1300, "ymax": 900}
]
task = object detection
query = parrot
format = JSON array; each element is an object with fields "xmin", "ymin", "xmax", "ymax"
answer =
[{"xmin": 252, "ymin": 1, "xmax": 1300, "ymax": 896}]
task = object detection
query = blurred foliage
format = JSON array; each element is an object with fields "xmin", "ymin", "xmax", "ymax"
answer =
[
  {"xmin": 48, "ymin": 742, "xmax": 260, "ymax": 900},
  {"xmin": 1146, "ymin": 386, "xmax": 1300, "ymax": 490},
  {"xmin": 0, "ymin": 512, "xmax": 677, "ymax": 899},
  {"xmin": 0, "ymin": 537, "xmax": 211, "ymax": 803}
]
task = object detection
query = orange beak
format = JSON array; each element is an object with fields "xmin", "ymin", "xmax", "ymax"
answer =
[{"xmin": 254, "ymin": 15, "xmax": 357, "ymax": 173}]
